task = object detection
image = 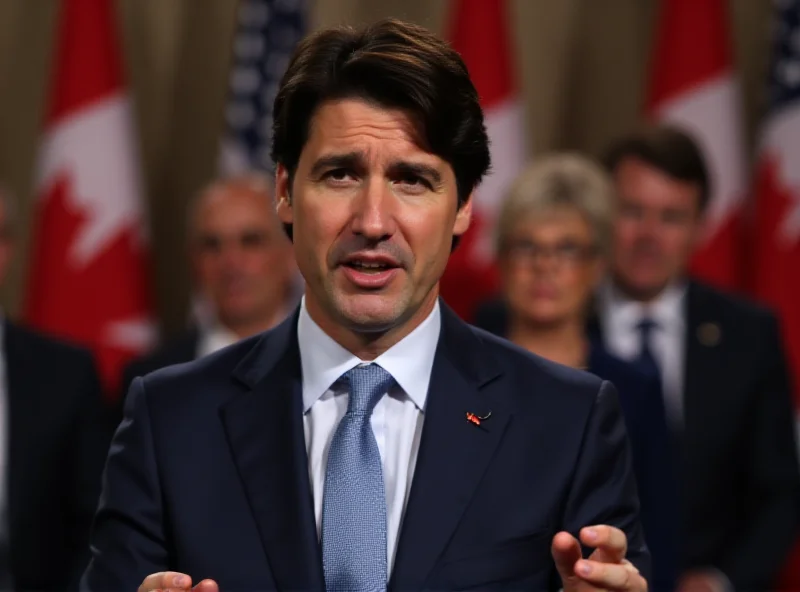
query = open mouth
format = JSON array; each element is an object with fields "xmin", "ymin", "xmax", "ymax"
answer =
[
  {"xmin": 343, "ymin": 260, "xmax": 395, "ymax": 273},
  {"xmin": 340, "ymin": 256, "xmax": 401, "ymax": 289}
]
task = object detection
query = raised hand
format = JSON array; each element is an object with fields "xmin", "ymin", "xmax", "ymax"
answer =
[
  {"xmin": 552, "ymin": 525, "xmax": 647, "ymax": 591},
  {"xmin": 137, "ymin": 571, "xmax": 219, "ymax": 592}
]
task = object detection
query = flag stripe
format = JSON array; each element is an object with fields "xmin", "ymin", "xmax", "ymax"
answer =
[
  {"xmin": 646, "ymin": 0, "xmax": 731, "ymax": 109},
  {"xmin": 447, "ymin": 0, "xmax": 515, "ymax": 109},
  {"xmin": 47, "ymin": 0, "xmax": 123, "ymax": 124}
]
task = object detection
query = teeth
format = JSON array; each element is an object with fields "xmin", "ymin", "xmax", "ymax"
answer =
[{"xmin": 352, "ymin": 261, "xmax": 388, "ymax": 269}]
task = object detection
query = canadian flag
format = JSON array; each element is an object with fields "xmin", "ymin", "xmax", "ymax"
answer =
[
  {"xmin": 439, "ymin": 0, "xmax": 527, "ymax": 321},
  {"xmin": 24, "ymin": 0, "xmax": 154, "ymax": 396},
  {"xmin": 645, "ymin": 0, "xmax": 747, "ymax": 290},
  {"xmin": 750, "ymin": 3, "xmax": 800, "ymax": 587}
]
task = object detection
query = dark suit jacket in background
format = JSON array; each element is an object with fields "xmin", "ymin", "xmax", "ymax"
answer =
[
  {"xmin": 623, "ymin": 280, "xmax": 799, "ymax": 590},
  {"xmin": 82, "ymin": 303, "xmax": 650, "ymax": 591},
  {"xmin": 4, "ymin": 322, "xmax": 110, "ymax": 591},
  {"xmin": 473, "ymin": 304, "xmax": 679, "ymax": 592}
]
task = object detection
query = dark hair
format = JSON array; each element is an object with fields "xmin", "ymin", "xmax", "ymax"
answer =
[
  {"xmin": 602, "ymin": 125, "xmax": 711, "ymax": 212},
  {"xmin": 271, "ymin": 18, "xmax": 491, "ymax": 240}
]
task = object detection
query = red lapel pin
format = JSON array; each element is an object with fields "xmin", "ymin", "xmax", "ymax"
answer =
[{"xmin": 466, "ymin": 411, "xmax": 492, "ymax": 426}]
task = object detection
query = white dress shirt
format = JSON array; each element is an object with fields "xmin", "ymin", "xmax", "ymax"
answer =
[
  {"xmin": 597, "ymin": 280, "xmax": 688, "ymax": 426},
  {"xmin": 297, "ymin": 297, "xmax": 440, "ymax": 574},
  {"xmin": 196, "ymin": 323, "xmax": 239, "ymax": 359}
]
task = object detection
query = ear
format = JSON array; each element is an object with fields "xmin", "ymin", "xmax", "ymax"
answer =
[
  {"xmin": 453, "ymin": 192, "xmax": 473, "ymax": 237},
  {"xmin": 275, "ymin": 163, "xmax": 293, "ymax": 225}
]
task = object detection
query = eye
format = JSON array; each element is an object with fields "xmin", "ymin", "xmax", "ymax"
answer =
[
  {"xmin": 394, "ymin": 173, "xmax": 432, "ymax": 193},
  {"xmin": 322, "ymin": 168, "xmax": 357, "ymax": 185}
]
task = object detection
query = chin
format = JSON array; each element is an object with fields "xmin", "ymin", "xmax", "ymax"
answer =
[{"xmin": 332, "ymin": 292, "xmax": 408, "ymax": 333}]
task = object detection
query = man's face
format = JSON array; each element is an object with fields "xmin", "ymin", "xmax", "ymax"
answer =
[
  {"xmin": 276, "ymin": 98, "xmax": 471, "ymax": 337},
  {"xmin": 610, "ymin": 157, "xmax": 702, "ymax": 300},
  {"xmin": 190, "ymin": 183, "xmax": 293, "ymax": 330}
]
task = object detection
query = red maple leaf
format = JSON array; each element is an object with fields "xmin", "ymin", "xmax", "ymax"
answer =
[{"xmin": 24, "ymin": 173, "xmax": 153, "ymax": 397}]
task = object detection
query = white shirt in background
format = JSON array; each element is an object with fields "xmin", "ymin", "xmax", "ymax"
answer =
[{"xmin": 597, "ymin": 280, "xmax": 688, "ymax": 426}]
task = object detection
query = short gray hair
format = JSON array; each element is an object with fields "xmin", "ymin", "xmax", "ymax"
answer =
[{"xmin": 496, "ymin": 153, "xmax": 615, "ymax": 256}]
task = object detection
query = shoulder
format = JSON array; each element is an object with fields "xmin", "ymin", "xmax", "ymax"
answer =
[
  {"xmin": 124, "ymin": 329, "xmax": 198, "ymax": 379},
  {"xmin": 689, "ymin": 280, "xmax": 777, "ymax": 327},
  {"xmin": 465, "ymin": 323, "xmax": 605, "ymax": 402},
  {"xmin": 6, "ymin": 321, "xmax": 95, "ymax": 366}
]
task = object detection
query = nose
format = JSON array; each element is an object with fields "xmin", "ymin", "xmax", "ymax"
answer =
[{"xmin": 350, "ymin": 178, "xmax": 396, "ymax": 241}]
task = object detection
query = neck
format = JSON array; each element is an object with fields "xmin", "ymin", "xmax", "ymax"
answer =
[
  {"xmin": 223, "ymin": 307, "xmax": 286, "ymax": 340},
  {"xmin": 610, "ymin": 273, "xmax": 678, "ymax": 304},
  {"xmin": 508, "ymin": 315, "xmax": 589, "ymax": 369},
  {"xmin": 305, "ymin": 288, "xmax": 439, "ymax": 361}
]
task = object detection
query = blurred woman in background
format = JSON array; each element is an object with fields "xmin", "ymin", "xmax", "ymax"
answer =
[{"xmin": 476, "ymin": 153, "xmax": 677, "ymax": 591}]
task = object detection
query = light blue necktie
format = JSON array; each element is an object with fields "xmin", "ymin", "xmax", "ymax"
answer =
[{"xmin": 321, "ymin": 364, "xmax": 394, "ymax": 592}]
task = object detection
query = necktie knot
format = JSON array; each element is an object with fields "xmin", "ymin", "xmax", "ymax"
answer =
[
  {"xmin": 637, "ymin": 317, "xmax": 658, "ymax": 338},
  {"xmin": 343, "ymin": 364, "xmax": 394, "ymax": 416}
]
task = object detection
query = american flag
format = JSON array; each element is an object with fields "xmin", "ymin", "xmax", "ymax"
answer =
[{"xmin": 219, "ymin": 0, "xmax": 306, "ymax": 175}]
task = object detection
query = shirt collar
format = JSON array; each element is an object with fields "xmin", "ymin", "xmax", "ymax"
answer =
[
  {"xmin": 598, "ymin": 278, "xmax": 687, "ymax": 333},
  {"xmin": 297, "ymin": 297, "xmax": 441, "ymax": 413}
]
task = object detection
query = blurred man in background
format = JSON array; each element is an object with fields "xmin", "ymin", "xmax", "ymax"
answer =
[
  {"xmin": 121, "ymin": 174, "xmax": 296, "ymax": 393},
  {"xmin": 597, "ymin": 125, "xmax": 800, "ymax": 592},
  {"xmin": 0, "ymin": 183, "xmax": 109, "ymax": 590}
]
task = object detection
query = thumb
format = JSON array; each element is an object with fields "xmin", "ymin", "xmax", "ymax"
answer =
[
  {"xmin": 551, "ymin": 531, "xmax": 583, "ymax": 585},
  {"xmin": 192, "ymin": 580, "xmax": 219, "ymax": 592}
]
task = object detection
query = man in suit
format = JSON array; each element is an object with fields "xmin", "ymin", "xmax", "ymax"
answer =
[
  {"xmin": 597, "ymin": 125, "xmax": 800, "ymax": 592},
  {"xmin": 120, "ymin": 173, "xmax": 296, "ymax": 394},
  {"xmin": 0, "ymin": 184, "xmax": 110, "ymax": 590},
  {"xmin": 83, "ymin": 19, "xmax": 649, "ymax": 592}
]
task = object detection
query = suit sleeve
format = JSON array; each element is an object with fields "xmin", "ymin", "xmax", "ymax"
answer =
[
  {"xmin": 80, "ymin": 377, "xmax": 170, "ymax": 591},
  {"xmin": 560, "ymin": 381, "xmax": 651, "ymax": 582},
  {"xmin": 718, "ymin": 314, "xmax": 800, "ymax": 589},
  {"xmin": 66, "ymin": 352, "xmax": 112, "ymax": 589}
]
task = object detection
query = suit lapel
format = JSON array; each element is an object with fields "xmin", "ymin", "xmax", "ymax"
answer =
[
  {"xmin": 220, "ymin": 311, "xmax": 324, "ymax": 591},
  {"xmin": 682, "ymin": 282, "xmax": 726, "ymax": 446},
  {"xmin": 391, "ymin": 305, "xmax": 510, "ymax": 590}
]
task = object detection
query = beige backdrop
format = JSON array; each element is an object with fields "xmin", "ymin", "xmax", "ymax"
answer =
[{"xmin": 0, "ymin": 0, "xmax": 772, "ymax": 338}]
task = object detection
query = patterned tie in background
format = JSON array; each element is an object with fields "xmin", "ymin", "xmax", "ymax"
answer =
[{"xmin": 321, "ymin": 364, "xmax": 394, "ymax": 592}]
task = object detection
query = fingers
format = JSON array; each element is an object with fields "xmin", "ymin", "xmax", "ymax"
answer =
[
  {"xmin": 574, "ymin": 557, "xmax": 645, "ymax": 590},
  {"xmin": 582, "ymin": 524, "xmax": 628, "ymax": 563},
  {"xmin": 193, "ymin": 580, "xmax": 220, "ymax": 592},
  {"xmin": 551, "ymin": 531, "xmax": 583, "ymax": 583},
  {"xmin": 138, "ymin": 572, "xmax": 192, "ymax": 592}
]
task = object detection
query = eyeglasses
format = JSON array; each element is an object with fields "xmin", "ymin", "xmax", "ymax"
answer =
[{"xmin": 503, "ymin": 239, "xmax": 599, "ymax": 266}]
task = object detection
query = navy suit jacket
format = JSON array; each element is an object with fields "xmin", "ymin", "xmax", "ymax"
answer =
[
  {"xmin": 82, "ymin": 303, "xmax": 649, "ymax": 591},
  {"xmin": 474, "ymin": 300, "xmax": 678, "ymax": 591}
]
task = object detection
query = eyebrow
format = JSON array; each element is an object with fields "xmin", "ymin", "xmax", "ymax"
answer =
[
  {"xmin": 388, "ymin": 161, "xmax": 442, "ymax": 186},
  {"xmin": 310, "ymin": 151, "xmax": 443, "ymax": 186},
  {"xmin": 309, "ymin": 152, "xmax": 364, "ymax": 178}
]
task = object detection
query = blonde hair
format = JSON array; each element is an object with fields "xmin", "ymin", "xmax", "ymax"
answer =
[{"xmin": 496, "ymin": 152, "xmax": 615, "ymax": 256}]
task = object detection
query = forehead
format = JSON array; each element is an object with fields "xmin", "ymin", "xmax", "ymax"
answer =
[
  {"xmin": 511, "ymin": 207, "xmax": 593, "ymax": 237},
  {"xmin": 303, "ymin": 99, "xmax": 443, "ymax": 166},
  {"xmin": 615, "ymin": 157, "xmax": 699, "ymax": 205},
  {"xmin": 193, "ymin": 185, "xmax": 275, "ymax": 231}
]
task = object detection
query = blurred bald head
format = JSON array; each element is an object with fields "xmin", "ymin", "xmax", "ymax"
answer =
[{"xmin": 188, "ymin": 174, "xmax": 294, "ymax": 338}]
